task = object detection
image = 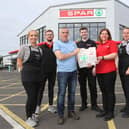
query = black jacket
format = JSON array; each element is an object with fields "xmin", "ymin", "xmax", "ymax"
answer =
[
  {"xmin": 40, "ymin": 42, "xmax": 57, "ymax": 74},
  {"xmin": 76, "ymin": 39, "xmax": 96, "ymax": 49}
]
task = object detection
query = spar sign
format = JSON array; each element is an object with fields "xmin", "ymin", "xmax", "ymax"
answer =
[{"xmin": 59, "ymin": 9, "xmax": 106, "ymax": 18}]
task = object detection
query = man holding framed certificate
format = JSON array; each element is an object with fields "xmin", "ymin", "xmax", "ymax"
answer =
[{"xmin": 77, "ymin": 27, "xmax": 101, "ymax": 112}]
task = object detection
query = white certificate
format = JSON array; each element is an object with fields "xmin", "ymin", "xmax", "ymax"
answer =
[{"xmin": 77, "ymin": 47, "xmax": 97, "ymax": 68}]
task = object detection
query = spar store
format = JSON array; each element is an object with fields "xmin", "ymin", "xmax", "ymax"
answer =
[{"xmin": 16, "ymin": 0, "xmax": 129, "ymax": 47}]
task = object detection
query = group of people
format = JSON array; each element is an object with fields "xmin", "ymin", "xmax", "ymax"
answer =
[{"xmin": 17, "ymin": 26, "xmax": 129, "ymax": 127}]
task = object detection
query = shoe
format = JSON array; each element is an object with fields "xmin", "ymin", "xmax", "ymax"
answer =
[
  {"xmin": 57, "ymin": 116, "xmax": 64, "ymax": 125},
  {"xmin": 79, "ymin": 105, "xmax": 88, "ymax": 111},
  {"xmin": 96, "ymin": 111, "xmax": 106, "ymax": 118},
  {"xmin": 35, "ymin": 105, "xmax": 40, "ymax": 114},
  {"xmin": 48, "ymin": 105, "xmax": 57, "ymax": 113},
  {"xmin": 32, "ymin": 113, "xmax": 39, "ymax": 123},
  {"xmin": 91, "ymin": 106, "xmax": 102, "ymax": 112},
  {"xmin": 104, "ymin": 113, "xmax": 114, "ymax": 121},
  {"xmin": 120, "ymin": 106, "xmax": 127, "ymax": 112},
  {"xmin": 68, "ymin": 111, "xmax": 80, "ymax": 120},
  {"xmin": 121, "ymin": 112, "xmax": 129, "ymax": 118},
  {"xmin": 26, "ymin": 117, "xmax": 37, "ymax": 127}
]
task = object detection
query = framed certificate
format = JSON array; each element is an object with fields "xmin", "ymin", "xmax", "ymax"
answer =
[{"xmin": 77, "ymin": 47, "xmax": 97, "ymax": 68}]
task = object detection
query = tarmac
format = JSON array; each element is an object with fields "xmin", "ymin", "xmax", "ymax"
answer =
[{"xmin": 0, "ymin": 71, "xmax": 129, "ymax": 129}]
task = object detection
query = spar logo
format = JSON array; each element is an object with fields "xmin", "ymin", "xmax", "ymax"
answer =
[{"xmin": 95, "ymin": 9, "xmax": 103, "ymax": 16}]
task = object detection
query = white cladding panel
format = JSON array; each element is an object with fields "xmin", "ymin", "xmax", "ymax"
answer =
[{"xmin": 115, "ymin": 1, "xmax": 129, "ymax": 40}]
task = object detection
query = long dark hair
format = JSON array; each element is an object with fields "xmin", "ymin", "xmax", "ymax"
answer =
[{"xmin": 98, "ymin": 28, "xmax": 112, "ymax": 43}]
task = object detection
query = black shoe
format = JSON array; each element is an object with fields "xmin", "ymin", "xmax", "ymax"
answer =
[
  {"xmin": 79, "ymin": 105, "xmax": 88, "ymax": 111},
  {"xmin": 68, "ymin": 111, "xmax": 80, "ymax": 120},
  {"xmin": 96, "ymin": 111, "xmax": 106, "ymax": 118},
  {"xmin": 91, "ymin": 106, "xmax": 102, "ymax": 112},
  {"xmin": 57, "ymin": 116, "xmax": 64, "ymax": 125},
  {"xmin": 121, "ymin": 112, "xmax": 129, "ymax": 118},
  {"xmin": 120, "ymin": 106, "xmax": 127, "ymax": 112},
  {"xmin": 104, "ymin": 113, "xmax": 114, "ymax": 121}
]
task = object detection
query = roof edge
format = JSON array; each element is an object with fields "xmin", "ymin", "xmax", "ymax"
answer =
[
  {"xmin": 17, "ymin": 0, "xmax": 112, "ymax": 37},
  {"xmin": 115, "ymin": 0, "xmax": 129, "ymax": 9}
]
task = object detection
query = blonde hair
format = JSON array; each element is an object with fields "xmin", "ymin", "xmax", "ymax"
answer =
[{"xmin": 27, "ymin": 30, "xmax": 39, "ymax": 38}]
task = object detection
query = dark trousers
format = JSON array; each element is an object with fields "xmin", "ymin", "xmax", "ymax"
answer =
[
  {"xmin": 78, "ymin": 68, "xmax": 97, "ymax": 107},
  {"xmin": 37, "ymin": 72, "xmax": 56, "ymax": 106},
  {"xmin": 97, "ymin": 71, "xmax": 116, "ymax": 114},
  {"xmin": 119, "ymin": 70, "xmax": 129, "ymax": 112},
  {"xmin": 22, "ymin": 81, "xmax": 41, "ymax": 118},
  {"xmin": 57, "ymin": 71, "xmax": 77, "ymax": 116}
]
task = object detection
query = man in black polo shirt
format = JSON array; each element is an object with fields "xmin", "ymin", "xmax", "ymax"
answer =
[
  {"xmin": 77, "ymin": 27, "xmax": 101, "ymax": 112},
  {"xmin": 35, "ymin": 29, "xmax": 57, "ymax": 117}
]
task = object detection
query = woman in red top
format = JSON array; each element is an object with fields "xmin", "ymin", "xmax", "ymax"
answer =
[{"xmin": 95, "ymin": 28, "xmax": 118, "ymax": 121}]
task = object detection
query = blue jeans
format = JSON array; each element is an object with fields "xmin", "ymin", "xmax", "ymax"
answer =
[{"xmin": 57, "ymin": 71, "xmax": 77, "ymax": 117}]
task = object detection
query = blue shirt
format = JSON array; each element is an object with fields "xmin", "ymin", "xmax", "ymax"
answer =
[{"xmin": 53, "ymin": 40, "xmax": 77, "ymax": 72}]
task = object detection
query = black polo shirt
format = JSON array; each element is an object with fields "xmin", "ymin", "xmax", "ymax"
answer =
[{"xmin": 76, "ymin": 39, "xmax": 96, "ymax": 48}]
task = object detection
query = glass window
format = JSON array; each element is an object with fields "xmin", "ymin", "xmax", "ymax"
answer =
[
  {"xmin": 89, "ymin": 27, "xmax": 98, "ymax": 41},
  {"xmin": 90, "ymin": 23, "xmax": 97, "ymax": 27},
  {"xmin": 74, "ymin": 24, "xmax": 81, "ymax": 28},
  {"xmin": 37, "ymin": 26, "xmax": 46, "ymax": 43},
  {"xmin": 58, "ymin": 22, "xmax": 106, "ymax": 41},
  {"xmin": 82, "ymin": 23, "xmax": 89, "ymax": 28},
  {"xmin": 67, "ymin": 24, "xmax": 73, "ymax": 28},
  {"xmin": 69, "ymin": 28, "xmax": 74, "ymax": 41},
  {"xmin": 98, "ymin": 23, "xmax": 105, "ymax": 27},
  {"xmin": 74, "ymin": 28, "xmax": 80, "ymax": 41},
  {"xmin": 59, "ymin": 24, "xmax": 66, "ymax": 28}
]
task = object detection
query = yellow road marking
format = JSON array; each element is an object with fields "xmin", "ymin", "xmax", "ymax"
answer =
[
  {"xmin": 0, "ymin": 83, "xmax": 21, "ymax": 89},
  {"xmin": 0, "ymin": 102, "xmax": 126, "ymax": 107},
  {"xmin": 0, "ymin": 94, "xmax": 26, "ymax": 96},
  {"xmin": 0, "ymin": 90, "xmax": 25, "ymax": 102},
  {"xmin": 0, "ymin": 92, "xmax": 125, "ymax": 97},
  {"xmin": 40, "ymin": 96, "xmax": 57, "ymax": 112},
  {"xmin": 0, "ymin": 87, "xmax": 23, "ymax": 89},
  {"xmin": 1, "ymin": 104, "xmax": 25, "ymax": 106},
  {"xmin": 107, "ymin": 119, "xmax": 117, "ymax": 129},
  {"xmin": 0, "ymin": 104, "xmax": 34, "ymax": 129},
  {"xmin": 0, "ymin": 79, "xmax": 16, "ymax": 82},
  {"xmin": 0, "ymin": 96, "xmax": 57, "ymax": 129}
]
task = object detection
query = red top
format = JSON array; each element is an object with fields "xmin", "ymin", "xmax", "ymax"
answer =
[
  {"xmin": 96, "ymin": 40, "xmax": 118, "ymax": 74},
  {"xmin": 38, "ymin": 42, "xmax": 53, "ymax": 48}
]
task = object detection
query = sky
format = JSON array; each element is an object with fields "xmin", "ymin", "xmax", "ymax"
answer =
[{"xmin": 0, "ymin": 0, "xmax": 129, "ymax": 56}]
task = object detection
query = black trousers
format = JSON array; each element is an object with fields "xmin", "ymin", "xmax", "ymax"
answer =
[
  {"xmin": 78, "ymin": 68, "xmax": 97, "ymax": 107},
  {"xmin": 22, "ymin": 81, "xmax": 41, "ymax": 118},
  {"xmin": 119, "ymin": 69, "xmax": 129, "ymax": 112},
  {"xmin": 37, "ymin": 72, "xmax": 56, "ymax": 106},
  {"xmin": 97, "ymin": 71, "xmax": 116, "ymax": 114}
]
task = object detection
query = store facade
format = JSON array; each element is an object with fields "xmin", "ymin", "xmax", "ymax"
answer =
[{"xmin": 16, "ymin": 0, "xmax": 129, "ymax": 46}]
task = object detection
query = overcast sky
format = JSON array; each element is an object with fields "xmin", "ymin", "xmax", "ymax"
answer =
[{"xmin": 0, "ymin": 0, "xmax": 129, "ymax": 55}]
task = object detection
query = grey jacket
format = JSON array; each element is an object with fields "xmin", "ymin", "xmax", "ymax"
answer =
[{"xmin": 17, "ymin": 45, "xmax": 42, "ymax": 63}]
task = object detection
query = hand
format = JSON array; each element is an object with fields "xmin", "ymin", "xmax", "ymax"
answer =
[
  {"xmin": 96, "ymin": 56, "xmax": 103, "ymax": 64},
  {"xmin": 92, "ymin": 67, "xmax": 96, "ymax": 76},
  {"xmin": 17, "ymin": 64, "xmax": 23, "ymax": 72},
  {"xmin": 86, "ymin": 63, "xmax": 92, "ymax": 68},
  {"xmin": 125, "ymin": 68, "xmax": 129, "ymax": 75}
]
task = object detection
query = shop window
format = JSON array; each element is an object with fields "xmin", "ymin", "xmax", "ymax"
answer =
[
  {"xmin": 37, "ymin": 26, "xmax": 46, "ymax": 43},
  {"xmin": 58, "ymin": 22, "xmax": 105, "ymax": 41}
]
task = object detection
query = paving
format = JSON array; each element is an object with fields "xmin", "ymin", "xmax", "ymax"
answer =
[{"xmin": 0, "ymin": 71, "xmax": 129, "ymax": 129}]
